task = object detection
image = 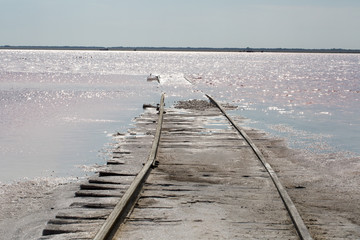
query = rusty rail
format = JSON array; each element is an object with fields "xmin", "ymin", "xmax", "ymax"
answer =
[
  {"xmin": 206, "ymin": 94, "xmax": 313, "ymax": 240},
  {"xmin": 93, "ymin": 93, "xmax": 165, "ymax": 240}
]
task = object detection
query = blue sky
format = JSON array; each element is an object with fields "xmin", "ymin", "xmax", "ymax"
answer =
[{"xmin": 1, "ymin": 0, "xmax": 359, "ymax": 49}]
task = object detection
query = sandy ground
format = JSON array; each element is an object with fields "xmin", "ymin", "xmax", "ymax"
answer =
[
  {"xmin": 253, "ymin": 132, "xmax": 360, "ymax": 239},
  {"xmin": 0, "ymin": 178, "xmax": 80, "ymax": 240}
]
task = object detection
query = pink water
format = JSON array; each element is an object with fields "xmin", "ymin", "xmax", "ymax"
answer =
[{"xmin": 1, "ymin": 50, "xmax": 359, "ymax": 182}]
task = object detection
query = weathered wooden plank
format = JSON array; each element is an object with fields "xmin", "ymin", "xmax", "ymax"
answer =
[
  {"xmin": 101, "ymin": 164, "xmax": 144, "ymax": 171},
  {"xmin": 43, "ymin": 222, "xmax": 103, "ymax": 235},
  {"xmin": 88, "ymin": 175, "xmax": 135, "ymax": 184},
  {"xmin": 70, "ymin": 197, "xmax": 120, "ymax": 209},
  {"xmin": 75, "ymin": 189, "xmax": 125, "ymax": 198},
  {"xmin": 56, "ymin": 209, "xmax": 113, "ymax": 220},
  {"xmin": 39, "ymin": 231, "xmax": 94, "ymax": 239},
  {"xmin": 98, "ymin": 171, "xmax": 138, "ymax": 177},
  {"xmin": 80, "ymin": 183, "xmax": 129, "ymax": 190},
  {"xmin": 70, "ymin": 202, "xmax": 117, "ymax": 209},
  {"xmin": 107, "ymin": 159, "xmax": 125, "ymax": 165},
  {"xmin": 47, "ymin": 219, "xmax": 104, "ymax": 225}
]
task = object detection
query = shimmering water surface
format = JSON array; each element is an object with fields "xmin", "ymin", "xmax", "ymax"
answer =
[{"xmin": 1, "ymin": 50, "xmax": 359, "ymax": 183}]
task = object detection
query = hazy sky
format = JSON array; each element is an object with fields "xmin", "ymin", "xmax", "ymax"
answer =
[{"xmin": 1, "ymin": 0, "xmax": 359, "ymax": 49}]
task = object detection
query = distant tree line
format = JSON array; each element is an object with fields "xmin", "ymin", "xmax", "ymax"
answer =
[{"xmin": 1, "ymin": 45, "xmax": 359, "ymax": 53}]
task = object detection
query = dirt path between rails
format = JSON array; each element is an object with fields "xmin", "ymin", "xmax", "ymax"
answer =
[
  {"xmin": 174, "ymin": 99, "xmax": 360, "ymax": 239},
  {"xmin": 117, "ymin": 105, "xmax": 299, "ymax": 239}
]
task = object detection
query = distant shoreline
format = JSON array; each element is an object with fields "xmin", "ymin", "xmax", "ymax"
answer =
[{"xmin": 1, "ymin": 45, "xmax": 360, "ymax": 54}]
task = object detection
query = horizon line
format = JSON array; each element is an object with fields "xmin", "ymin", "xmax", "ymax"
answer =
[{"xmin": 1, "ymin": 45, "xmax": 360, "ymax": 53}]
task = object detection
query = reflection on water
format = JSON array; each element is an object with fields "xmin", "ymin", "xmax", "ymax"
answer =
[
  {"xmin": 184, "ymin": 53, "xmax": 360, "ymax": 155},
  {"xmin": 0, "ymin": 50, "xmax": 359, "ymax": 182},
  {"xmin": 0, "ymin": 51, "xmax": 162, "ymax": 182}
]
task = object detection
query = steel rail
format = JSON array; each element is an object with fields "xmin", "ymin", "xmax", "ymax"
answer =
[
  {"xmin": 206, "ymin": 94, "xmax": 313, "ymax": 240},
  {"xmin": 93, "ymin": 93, "xmax": 165, "ymax": 240}
]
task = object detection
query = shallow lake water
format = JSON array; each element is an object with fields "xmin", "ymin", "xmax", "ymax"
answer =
[{"xmin": 1, "ymin": 50, "xmax": 359, "ymax": 183}]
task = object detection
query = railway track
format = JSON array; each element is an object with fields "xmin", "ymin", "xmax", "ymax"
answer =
[{"xmin": 41, "ymin": 94, "xmax": 312, "ymax": 239}]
